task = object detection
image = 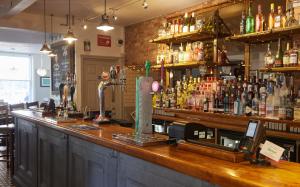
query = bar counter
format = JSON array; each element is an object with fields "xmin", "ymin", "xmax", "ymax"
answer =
[{"xmin": 12, "ymin": 110, "xmax": 300, "ymax": 187}]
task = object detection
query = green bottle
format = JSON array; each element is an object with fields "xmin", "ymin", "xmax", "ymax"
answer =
[{"xmin": 246, "ymin": 1, "xmax": 254, "ymax": 33}]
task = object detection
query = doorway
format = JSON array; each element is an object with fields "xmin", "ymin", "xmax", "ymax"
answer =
[{"xmin": 81, "ymin": 55, "xmax": 123, "ymax": 119}]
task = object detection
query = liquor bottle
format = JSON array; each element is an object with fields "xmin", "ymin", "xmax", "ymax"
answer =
[
  {"xmin": 189, "ymin": 12, "xmax": 196, "ymax": 32},
  {"xmin": 264, "ymin": 43, "xmax": 275, "ymax": 68},
  {"xmin": 287, "ymin": 8, "xmax": 298, "ymax": 27},
  {"xmin": 259, "ymin": 86, "xmax": 267, "ymax": 117},
  {"xmin": 252, "ymin": 92, "xmax": 259, "ymax": 116},
  {"xmin": 203, "ymin": 97, "xmax": 209, "ymax": 112},
  {"xmin": 266, "ymin": 84, "xmax": 274, "ymax": 118},
  {"xmin": 170, "ymin": 20, "xmax": 175, "ymax": 34},
  {"xmin": 281, "ymin": 7, "xmax": 287, "ymax": 28},
  {"xmin": 290, "ymin": 41, "xmax": 298, "ymax": 66},
  {"xmin": 274, "ymin": 6, "xmax": 283, "ymax": 28},
  {"xmin": 183, "ymin": 13, "xmax": 189, "ymax": 33},
  {"xmin": 223, "ymin": 93, "xmax": 229, "ymax": 113},
  {"xmin": 283, "ymin": 42, "xmax": 290, "ymax": 67},
  {"xmin": 179, "ymin": 43, "xmax": 185, "ymax": 62},
  {"xmin": 246, "ymin": 1, "xmax": 255, "ymax": 33},
  {"xmin": 240, "ymin": 11, "xmax": 246, "ymax": 34},
  {"xmin": 286, "ymin": 98, "xmax": 294, "ymax": 120},
  {"xmin": 234, "ymin": 91, "xmax": 241, "ymax": 115},
  {"xmin": 268, "ymin": 3, "xmax": 275, "ymax": 30},
  {"xmin": 174, "ymin": 19, "xmax": 179, "ymax": 34},
  {"xmin": 198, "ymin": 42, "xmax": 204, "ymax": 61},
  {"xmin": 178, "ymin": 18, "xmax": 183, "ymax": 33},
  {"xmin": 240, "ymin": 85, "xmax": 247, "ymax": 115},
  {"xmin": 273, "ymin": 85, "xmax": 280, "ymax": 119},
  {"xmin": 255, "ymin": 4, "xmax": 264, "ymax": 32},
  {"xmin": 274, "ymin": 38, "xmax": 283, "ymax": 67}
]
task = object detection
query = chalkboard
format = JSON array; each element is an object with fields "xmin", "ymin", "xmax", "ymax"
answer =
[{"xmin": 51, "ymin": 41, "xmax": 75, "ymax": 95}]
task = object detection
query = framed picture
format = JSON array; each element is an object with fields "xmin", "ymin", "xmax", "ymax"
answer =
[
  {"xmin": 40, "ymin": 77, "xmax": 51, "ymax": 87},
  {"xmin": 84, "ymin": 40, "xmax": 91, "ymax": 52}
]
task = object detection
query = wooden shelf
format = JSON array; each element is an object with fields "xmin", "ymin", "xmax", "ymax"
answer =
[
  {"xmin": 149, "ymin": 30, "xmax": 231, "ymax": 45},
  {"xmin": 152, "ymin": 61, "xmax": 206, "ymax": 69},
  {"xmin": 229, "ymin": 25, "xmax": 300, "ymax": 44},
  {"xmin": 260, "ymin": 66, "xmax": 300, "ymax": 72}
]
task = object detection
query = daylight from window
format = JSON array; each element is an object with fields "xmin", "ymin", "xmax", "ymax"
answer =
[{"xmin": 0, "ymin": 54, "xmax": 31, "ymax": 104}]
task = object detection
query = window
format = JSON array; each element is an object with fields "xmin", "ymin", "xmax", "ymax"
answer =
[{"xmin": 0, "ymin": 53, "xmax": 32, "ymax": 104}]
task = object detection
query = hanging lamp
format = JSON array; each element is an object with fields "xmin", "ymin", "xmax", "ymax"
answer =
[
  {"xmin": 48, "ymin": 14, "xmax": 57, "ymax": 57},
  {"xmin": 97, "ymin": 0, "xmax": 114, "ymax": 31},
  {"xmin": 37, "ymin": 55, "xmax": 47, "ymax": 76},
  {"xmin": 40, "ymin": 0, "xmax": 51, "ymax": 54},
  {"xmin": 63, "ymin": 0, "xmax": 78, "ymax": 44}
]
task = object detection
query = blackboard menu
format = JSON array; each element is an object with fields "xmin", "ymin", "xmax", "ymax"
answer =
[{"xmin": 51, "ymin": 41, "xmax": 75, "ymax": 95}]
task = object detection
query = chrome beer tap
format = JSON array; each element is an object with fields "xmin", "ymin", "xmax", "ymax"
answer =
[{"xmin": 94, "ymin": 65, "xmax": 126, "ymax": 124}]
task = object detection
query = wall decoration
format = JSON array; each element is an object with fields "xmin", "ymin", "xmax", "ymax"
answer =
[
  {"xmin": 40, "ymin": 77, "xmax": 51, "ymax": 87},
  {"xmin": 50, "ymin": 41, "xmax": 75, "ymax": 95},
  {"xmin": 97, "ymin": 34, "xmax": 111, "ymax": 47},
  {"xmin": 84, "ymin": 40, "xmax": 91, "ymax": 52}
]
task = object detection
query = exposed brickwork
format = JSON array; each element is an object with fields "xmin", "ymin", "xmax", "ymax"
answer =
[{"xmin": 125, "ymin": 17, "xmax": 164, "ymax": 66}]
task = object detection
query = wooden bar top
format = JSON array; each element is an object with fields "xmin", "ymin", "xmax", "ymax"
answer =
[{"xmin": 12, "ymin": 110, "xmax": 300, "ymax": 187}]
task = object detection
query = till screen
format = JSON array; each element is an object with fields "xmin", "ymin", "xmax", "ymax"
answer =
[{"xmin": 246, "ymin": 122, "xmax": 257, "ymax": 137}]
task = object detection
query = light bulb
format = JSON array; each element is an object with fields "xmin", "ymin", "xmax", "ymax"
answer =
[
  {"xmin": 142, "ymin": 0, "xmax": 148, "ymax": 9},
  {"xmin": 83, "ymin": 24, "xmax": 87, "ymax": 30}
]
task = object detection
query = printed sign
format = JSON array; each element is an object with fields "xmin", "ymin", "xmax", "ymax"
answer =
[
  {"xmin": 260, "ymin": 140, "xmax": 285, "ymax": 162},
  {"xmin": 97, "ymin": 35, "xmax": 111, "ymax": 47}
]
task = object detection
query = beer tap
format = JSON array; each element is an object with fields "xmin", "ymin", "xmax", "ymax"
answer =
[{"xmin": 94, "ymin": 65, "xmax": 126, "ymax": 124}]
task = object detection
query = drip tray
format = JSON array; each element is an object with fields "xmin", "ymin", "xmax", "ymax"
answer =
[{"xmin": 112, "ymin": 133, "xmax": 168, "ymax": 147}]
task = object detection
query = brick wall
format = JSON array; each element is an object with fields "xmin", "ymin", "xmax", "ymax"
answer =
[{"xmin": 125, "ymin": 17, "xmax": 164, "ymax": 66}]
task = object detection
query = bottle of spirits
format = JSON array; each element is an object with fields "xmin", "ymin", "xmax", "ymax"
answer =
[
  {"xmin": 274, "ymin": 38, "xmax": 283, "ymax": 67},
  {"xmin": 266, "ymin": 84, "xmax": 274, "ymax": 118},
  {"xmin": 240, "ymin": 85, "xmax": 247, "ymax": 115},
  {"xmin": 259, "ymin": 86, "xmax": 267, "ymax": 117},
  {"xmin": 255, "ymin": 4, "xmax": 264, "ymax": 32},
  {"xmin": 287, "ymin": 8, "xmax": 298, "ymax": 27},
  {"xmin": 283, "ymin": 42, "xmax": 290, "ymax": 67},
  {"xmin": 264, "ymin": 43, "xmax": 275, "ymax": 68},
  {"xmin": 203, "ymin": 97, "xmax": 209, "ymax": 112},
  {"xmin": 178, "ymin": 18, "xmax": 183, "ymax": 33},
  {"xmin": 174, "ymin": 19, "xmax": 179, "ymax": 34},
  {"xmin": 286, "ymin": 97, "xmax": 294, "ymax": 120},
  {"xmin": 290, "ymin": 41, "xmax": 298, "ymax": 66},
  {"xmin": 183, "ymin": 13, "xmax": 189, "ymax": 33},
  {"xmin": 273, "ymin": 85, "xmax": 280, "ymax": 119},
  {"xmin": 268, "ymin": 3, "xmax": 275, "ymax": 30},
  {"xmin": 252, "ymin": 92, "xmax": 259, "ymax": 116},
  {"xmin": 198, "ymin": 42, "xmax": 204, "ymax": 61},
  {"xmin": 246, "ymin": 1, "xmax": 255, "ymax": 33},
  {"xmin": 281, "ymin": 7, "xmax": 287, "ymax": 28},
  {"xmin": 223, "ymin": 93, "xmax": 229, "ymax": 113},
  {"xmin": 240, "ymin": 11, "xmax": 246, "ymax": 34},
  {"xmin": 234, "ymin": 91, "xmax": 241, "ymax": 115},
  {"xmin": 189, "ymin": 12, "xmax": 196, "ymax": 32},
  {"xmin": 274, "ymin": 6, "xmax": 283, "ymax": 28}
]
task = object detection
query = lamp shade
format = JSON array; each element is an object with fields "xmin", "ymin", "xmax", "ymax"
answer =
[
  {"xmin": 37, "ymin": 68, "xmax": 47, "ymax": 76},
  {"xmin": 97, "ymin": 17, "xmax": 114, "ymax": 31},
  {"xmin": 40, "ymin": 43, "xmax": 51, "ymax": 54},
  {"xmin": 63, "ymin": 29, "xmax": 78, "ymax": 44},
  {"xmin": 48, "ymin": 51, "xmax": 57, "ymax": 57}
]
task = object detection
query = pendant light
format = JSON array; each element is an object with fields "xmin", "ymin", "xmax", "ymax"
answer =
[
  {"xmin": 63, "ymin": 0, "xmax": 78, "ymax": 44},
  {"xmin": 37, "ymin": 55, "xmax": 47, "ymax": 76},
  {"xmin": 40, "ymin": 0, "xmax": 51, "ymax": 54},
  {"xmin": 48, "ymin": 14, "xmax": 57, "ymax": 57},
  {"xmin": 97, "ymin": 0, "xmax": 114, "ymax": 32}
]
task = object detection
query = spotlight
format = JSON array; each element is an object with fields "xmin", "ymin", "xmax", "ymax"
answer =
[
  {"xmin": 113, "ymin": 15, "xmax": 118, "ymax": 21},
  {"xmin": 142, "ymin": 0, "xmax": 148, "ymax": 9},
  {"xmin": 83, "ymin": 24, "xmax": 87, "ymax": 30}
]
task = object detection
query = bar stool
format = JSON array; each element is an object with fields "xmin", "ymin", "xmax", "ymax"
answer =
[
  {"xmin": 0, "ymin": 105, "xmax": 15, "ymax": 174},
  {"xmin": 26, "ymin": 101, "xmax": 39, "ymax": 109}
]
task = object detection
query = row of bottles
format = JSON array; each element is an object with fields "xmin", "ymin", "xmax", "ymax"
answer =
[
  {"xmin": 240, "ymin": 2, "xmax": 298, "ymax": 34},
  {"xmin": 153, "ymin": 74, "xmax": 298, "ymax": 121},
  {"xmin": 156, "ymin": 42, "xmax": 212, "ymax": 64},
  {"xmin": 158, "ymin": 12, "xmax": 199, "ymax": 37},
  {"xmin": 264, "ymin": 39, "xmax": 300, "ymax": 68}
]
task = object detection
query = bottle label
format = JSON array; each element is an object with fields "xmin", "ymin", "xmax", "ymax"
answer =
[
  {"xmin": 190, "ymin": 26, "xmax": 195, "ymax": 32},
  {"xmin": 183, "ymin": 26, "xmax": 189, "ymax": 33},
  {"xmin": 274, "ymin": 16, "xmax": 281, "ymax": 28},
  {"xmin": 278, "ymin": 107, "xmax": 286, "ymax": 119},
  {"xmin": 283, "ymin": 56, "xmax": 289, "ymax": 66},
  {"xmin": 245, "ymin": 106, "xmax": 252, "ymax": 114},
  {"xmin": 259, "ymin": 103, "xmax": 266, "ymax": 116},
  {"xmin": 290, "ymin": 54, "xmax": 297, "ymax": 65}
]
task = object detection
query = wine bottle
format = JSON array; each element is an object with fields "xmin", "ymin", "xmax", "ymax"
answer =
[
  {"xmin": 274, "ymin": 38, "xmax": 283, "ymax": 67},
  {"xmin": 283, "ymin": 42, "xmax": 290, "ymax": 67},
  {"xmin": 246, "ymin": 1, "xmax": 255, "ymax": 33},
  {"xmin": 240, "ymin": 11, "xmax": 246, "ymax": 34},
  {"xmin": 183, "ymin": 13, "xmax": 189, "ymax": 33},
  {"xmin": 255, "ymin": 4, "xmax": 264, "ymax": 32},
  {"xmin": 189, "ymin": 12, "xmax": 196, "ymax": 32}
]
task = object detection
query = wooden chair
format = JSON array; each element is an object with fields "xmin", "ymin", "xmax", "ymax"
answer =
[
  {"xmin": 0, "ymin": 105, "xmax": 15, "ymax": 174},
  {"xmin": 9, "ymin": 103, "xmax": 25, "ymax": 112},
  {"xmin": 26, "ymin": 101, "xmax": 39, "ymax": 109}
]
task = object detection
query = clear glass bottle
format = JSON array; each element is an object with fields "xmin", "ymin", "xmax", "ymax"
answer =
[
  {"xmin": 183, "ymin": 13, "xmax": 189, "ymax": 33},
  {"xmin": 266, "ymin": 84, "xmax": 274, "ymax": 118},
  {"xmin": 287, "ymin": 8, "xmax": 298, "ymax": 27},
  {"xmin": 290, "ymin": 41, "xmax": 298, "ymax": 67},
  {"xmin": 264, "ymin": 43, "xmax": 275, "ymax": 68},
  {"xmin": 274, "ymin": 6, "xmax": 283, "ymax": 28},
  {"xmin": 189, "ymin": 12, "xmax": 196, "ymax": 32}
]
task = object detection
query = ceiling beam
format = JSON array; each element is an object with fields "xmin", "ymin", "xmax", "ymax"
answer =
[{"xmin": 0, "ymin": 0, "xmax": 37, "ymax": 18}]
